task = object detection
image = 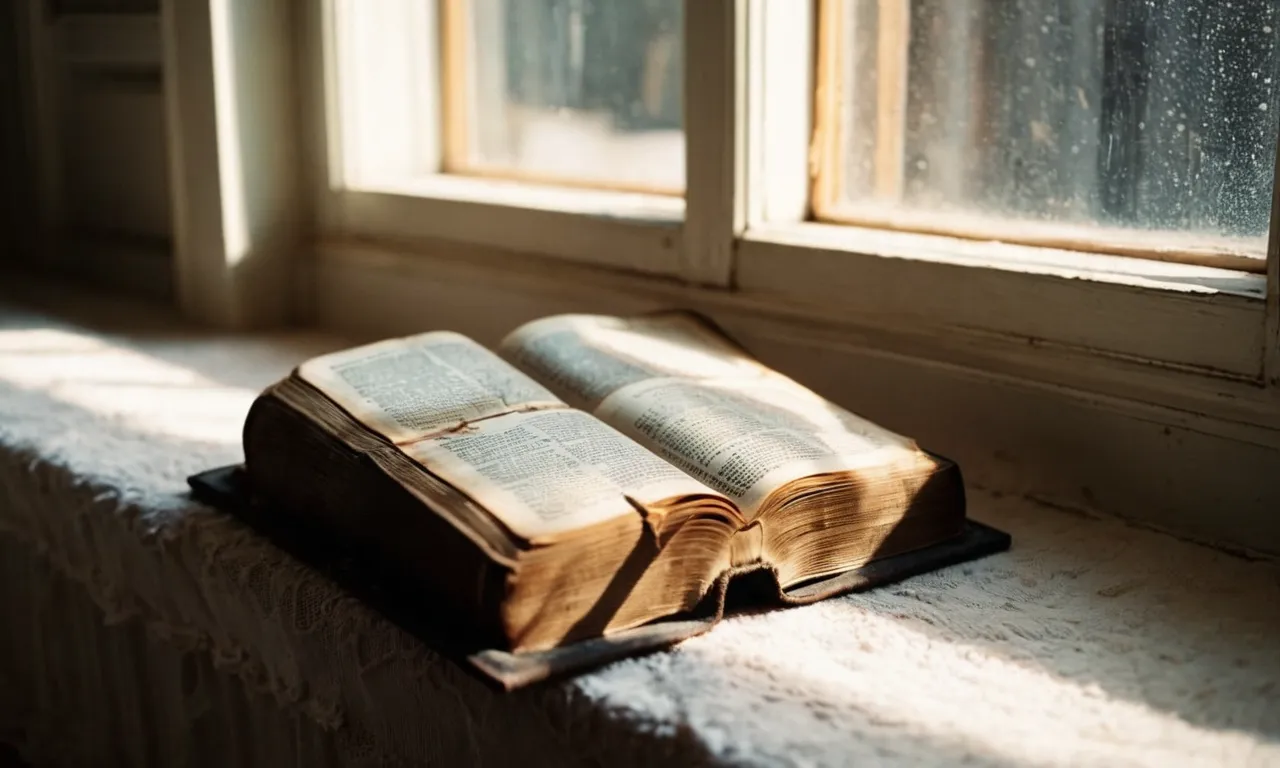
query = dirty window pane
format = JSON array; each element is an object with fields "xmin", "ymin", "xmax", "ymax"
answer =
[
  {"xmin": 459, "ymin": 0, "xmax": 684, "ymax": 193},
  {"xmin": 834, "ymin": 0, "xmax": 1280, "ymax": 260}
]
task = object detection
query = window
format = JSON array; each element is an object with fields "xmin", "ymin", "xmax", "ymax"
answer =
[
  {"xmin": 442, "ymin": 0, "xmax": 684, "ymax": 193},
  {"xmin": 812, "ymin": 0, "xmax": 1280, "ymax": 272},
  {"xmin": 313, "ymin": 0, "xmax": 1279, "ymax": 400},
  {"xmin": 322, "ymin": 0, "xmax": 686, "ymax": 276}
]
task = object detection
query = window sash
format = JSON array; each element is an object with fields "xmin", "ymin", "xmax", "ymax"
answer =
[{"xmin": 807, "ymin": 0, "xmax": 1278, "ymax": 275}]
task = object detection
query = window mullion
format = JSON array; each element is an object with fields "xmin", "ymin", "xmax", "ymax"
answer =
[
  {"xmin": 745, "ymin": 0, "xmax": 814, "ymax": 228},
  {"xmin": 680, "ymin": 0, "xmax": 746, "ymax": 287}
]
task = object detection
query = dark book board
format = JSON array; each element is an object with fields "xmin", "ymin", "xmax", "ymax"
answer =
[{"xmin": 188, "ymin": 464, "xmax": 1011, "ymax": 691}]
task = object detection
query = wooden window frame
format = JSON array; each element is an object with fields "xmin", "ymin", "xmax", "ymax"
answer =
[
  {"xmin": 305, "ymin": 0, "xmax": 733, "ymax": 284},
  {"xmin": 808, "ymin": 0, "xmax": 1272, "ymax": 275},
  {"xmin": 300, "ymin": 0, "xmax": 1280, "ymax": 415},
  {"xmin": 740, "ymin": 0, "xmax": 1276, "ymax": 390}
]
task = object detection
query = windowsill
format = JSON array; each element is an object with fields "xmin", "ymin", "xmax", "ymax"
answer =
[
  {"xmin": 311, "ymin": 204, "xmax": 1277, "ymax": 430},
  {"xmin": 320, "ymin": 172, "xmax": 1267, "ymax": 378},
  {"xmin": 744, "ymin": 221, "xmax": 1267, "ymax": 299},
  {"xmin": 324, "ymin": 178, "xmax": 684, "ymax": 276},
  {"xmin": 736, "ymin": 222, "xmax": 1267, "ymax": 381},
  {"xmin": 353, "ymin": 173, "xmax": 685, "ymax": 223},
  {"xmin": 2, "ymin": 274, "xmax": 1278, "ymax": 765}
]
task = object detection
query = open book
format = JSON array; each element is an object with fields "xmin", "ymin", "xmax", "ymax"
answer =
[{"xmin": 241, "ymin": 313, "xmax": 981, "ymax": 659}]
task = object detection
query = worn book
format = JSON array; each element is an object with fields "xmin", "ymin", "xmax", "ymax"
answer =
[{"xmin": 219, "ymin": 312, "xmax": 1009, "ymax": 687}]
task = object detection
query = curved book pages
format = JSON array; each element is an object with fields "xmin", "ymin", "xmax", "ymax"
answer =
[{"xmin": 204, "ymin": 312, "xmax": 1011, "ymax": 689}]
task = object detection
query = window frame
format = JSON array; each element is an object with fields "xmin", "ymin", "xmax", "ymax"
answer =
[
  {"xmin": 302, "ymin": 0, "xmax": 1280, "ymax": 407},
  {"xmin": 306, "ymin": 0, "xmax": 707, "ymax": 281},
  {"xmin": 740, "ymin": 0, "xmax": 1276, "ymax": 386},
  {"xmin": 806, "ymin": 0, "xmax": 1272, "ymax": 276}
]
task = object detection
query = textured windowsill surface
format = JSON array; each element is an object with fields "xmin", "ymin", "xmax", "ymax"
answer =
[{"xmin": 1, "ymin": 277, "xmax": 1277, "ymax": 767}]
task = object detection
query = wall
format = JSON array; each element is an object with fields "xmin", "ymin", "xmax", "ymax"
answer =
[
  {"xmin": 12, "ymin": 1, "xmax": 173, "ymax": 299},
  {"xmin": 0, "ymin": 4, "xmax": 37, "ymax": 263}
]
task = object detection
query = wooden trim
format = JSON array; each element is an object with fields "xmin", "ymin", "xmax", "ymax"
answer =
[
  {"xmin": 162, "ymin": 0, "xmax": 299, "ymax": 328},
  {"xmin": 310, "ymin": 0, "xmax": 341, "ymax": 202},
  {"xmin": 744, "ymin": 0, "xmax": 813, "ymax": 226},
  {"xmin": 738, "ymin": 223, "xmax": 1265, "ymax": 379},
  {"xmin": 327, "ymin": 0, "xmax": 440, "ymax": 185},
  {"xmin": 680, "ymin": 0, "xmax": 746, "ymax": 286},
  {"xmin": 333, "ymin": 186, "xmax": 682, "ymax": 277},
  {"xmin": 438, "ymin": 0, "xmax": 469, "ymax": 174},
  {"xmin": 817, "ymin": 203, "xmax": 1269, "ymax": 275},
  {"xmin": 872, "ymin": 0, "xmax": 908, "ymax": 201},
  {"xmin": 445, "ymin": 162, "xmax": 683, "ymax": 198},
  {"xmin": 809, "ymin": 0, "xmax": 844, "ymax": 216},
  {"xmin": 162, "ymin": 0, "xmax": 228, "ymax": 323}
]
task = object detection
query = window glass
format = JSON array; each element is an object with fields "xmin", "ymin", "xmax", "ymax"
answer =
[
  {"xmin": 826, "ymin": 0, "xmax": 1280, "ymax": 261},
  {"xmin": 455, "ymin": 0, "xmax": 684, "ymax": 193}
]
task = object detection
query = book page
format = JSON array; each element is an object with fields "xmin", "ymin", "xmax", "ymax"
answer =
[
  {"xmin": 595, "ymin": 378, "xmax": 917, "ymax": 516},
  {"xmin": 500, "ymin": 313, "xmax": 770, "ymax": 410},
  {"xmin": 298, "ymin": 331, "xmax": 564, "ymax": 444},
  {"xmin": 406, "ymin": 409, "xmax": 726, "ymax": 539}
]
